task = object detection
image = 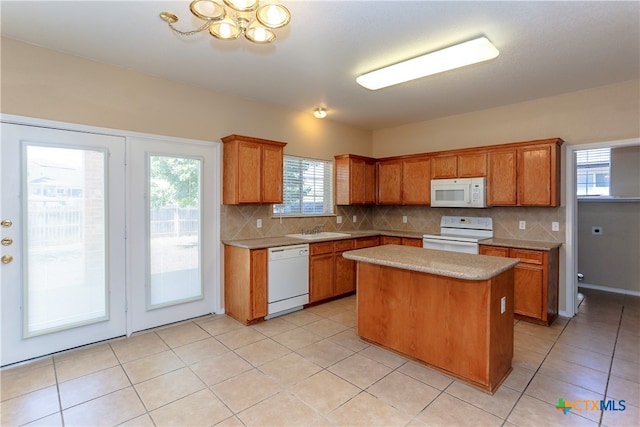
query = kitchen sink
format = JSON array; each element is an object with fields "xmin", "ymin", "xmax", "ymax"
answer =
[{"xmin": 286, "ymin": 232, "xmax": 351, "ymax": 240}]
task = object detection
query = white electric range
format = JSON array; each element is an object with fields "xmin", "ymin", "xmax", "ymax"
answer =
[{"xmin": 422, "ymin": 216, "xmax": 493, "ymax": 254}]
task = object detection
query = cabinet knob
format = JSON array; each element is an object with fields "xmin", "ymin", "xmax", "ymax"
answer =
[
  {"xmin": 1, "ymin": 238, "xmax": 13, "ymax": 246},
  {"xmin": 1, "ymin": 219, "xmax": 12, "ymax": 228},
  {"xmin": 1, "ymin": 255, "xmax": 13, "ymax": 264}
]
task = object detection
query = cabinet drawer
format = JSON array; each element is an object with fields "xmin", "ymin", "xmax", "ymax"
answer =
[
  {"xmin": 479, "ymin": 245, "xmax": 509, "ymax": 257},
  {"xmin": 355, "ymin": 236, "xmax": 379, "ymax": 249},
  {"xmin": 334, "ymin": 239, "xmax": 355, "ymax": 251},
  {"xmin": 310, "ymin": 242, "xmax": 334, "ymax": 255},
  {"xmin": 510, "ymin": 249, "xmax": 543, "ymax": 265}
]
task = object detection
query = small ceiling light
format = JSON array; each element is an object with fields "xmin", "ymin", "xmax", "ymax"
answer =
[
  {"xmin": 313, "ymin": 107, "xmax": 327, "ymax": 119},
  {"xmin": 356, "ymin": 36, "xmax": 499, "ymax": 90},
  {"xmin": 160, "ymin": 0, "xmax": 290, "ymax": 44}
]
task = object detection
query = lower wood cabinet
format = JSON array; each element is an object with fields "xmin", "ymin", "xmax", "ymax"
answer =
[
  {"xmin": 224, "ymin": 245, "xmax": 267, "ymax": 324},
  {"xmin": 479, "ymin": 244, "xmax": 559, "ymax": 325},
  {"xmin": 310, "ymin": 236, "xmax": 380, "ymax": 304},
  {"xmin": 380, "ymin": 236, "xmax": 423, "ymax": 247}
]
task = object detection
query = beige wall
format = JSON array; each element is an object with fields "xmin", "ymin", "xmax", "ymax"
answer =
[
  {"xmin": 611, "ymin": 146, "xmax": 640, "ymax": 198},
  {"xmin": 372, "ymin": 79, "xmax": 640, "ymax": 157},
  {"xmin": 0, "ymin": 38, "xmax": 372, "ymax": 160},
  {"xmin": 577, "ymin": 201, "xmax": 640, "ymax": 292}
]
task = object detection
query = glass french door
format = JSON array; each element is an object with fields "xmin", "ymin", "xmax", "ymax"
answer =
[
  {"xmin": 128, "ymin": 137, "xmax": 217, "ymax": 332},
  {"xmin": 1, "ymin": 123, "xmax": 126, "ymax": 366}
]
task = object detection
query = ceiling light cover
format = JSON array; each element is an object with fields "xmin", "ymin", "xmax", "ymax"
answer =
[
  {"xmin": 356, "ymin": 37, "xmax": 499, "ymax": 90},
  {"xmin": 313, "ymin": 108, "xmax": 327, "ymax": 119}
]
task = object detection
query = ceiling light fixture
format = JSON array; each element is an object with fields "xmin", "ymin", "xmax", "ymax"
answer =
[
  {"xmin": 356, "ymin": 36, "xmax": 499, "ymax": 90},
  {"xmin": 160, "ymin": 0, "xmax": 291, "ymax": 44},
  {"xmin": 313, "ymin": 107, "xmax": 327, "ymax": 119}
]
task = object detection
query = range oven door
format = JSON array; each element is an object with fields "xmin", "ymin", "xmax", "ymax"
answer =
[{"xmin": 422, "ymin": 238, "xmax": 479, "ymax": 254}]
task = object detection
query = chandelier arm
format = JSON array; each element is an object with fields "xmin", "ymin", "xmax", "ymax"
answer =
[{"xmin": 167, "ymin": 20, "xmax": 213, "ymax": 37}]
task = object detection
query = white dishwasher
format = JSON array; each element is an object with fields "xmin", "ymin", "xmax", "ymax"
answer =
[{"xmin": 267, "ymin": 244, "xmax": 309, "ymax": 318}]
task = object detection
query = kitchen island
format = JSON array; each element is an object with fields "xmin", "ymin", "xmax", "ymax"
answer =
[{"xmin": 343, "ymin": 245, "xmax": 520, "ymax": 394}]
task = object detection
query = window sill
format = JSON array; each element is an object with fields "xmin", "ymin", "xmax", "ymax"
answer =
[{"xmin": 578, "ymin": 196, "xmax": 640, "ymax": 203}]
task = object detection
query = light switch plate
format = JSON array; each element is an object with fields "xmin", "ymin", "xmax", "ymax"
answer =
[
  {"xmin": 402, "ymin": 215, "xmax": 408, "ymax": 223},
  {"xmin": 256, "ymin": 219, "xmax": 262, "ymax": 228},
  {"xmin": 352, "ymin": 215, "xmax": 357, "ymax": 223},
  {"xmin": 519, "ymin": 220, "xmax": 526, "ymax": 230},
  {"xmin": 552, "ymin": 222, "xmax": 559, "ymax": 231}
]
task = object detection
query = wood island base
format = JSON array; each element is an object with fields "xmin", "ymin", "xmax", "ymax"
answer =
[{"xmin": 356, "ymin": 262, "xmax": 515, "ymax": 394}]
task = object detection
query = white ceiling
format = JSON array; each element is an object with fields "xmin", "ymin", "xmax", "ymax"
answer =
[{"xmin": 1, "ymin": 1, "xmax": 639, "ymax": 130}]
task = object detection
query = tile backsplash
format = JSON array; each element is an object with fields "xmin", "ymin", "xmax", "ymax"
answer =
[{"xmin": 221, "ymin": 204, "xmax": 565, "ymax": 243}]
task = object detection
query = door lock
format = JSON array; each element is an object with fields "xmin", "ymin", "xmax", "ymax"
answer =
[
  {"xmin": 1, "ymin": 238, "xmax": 13, "ymax": 246},
  {"xmin": 1, "ymin": 255, "xmax": 13, "ymax": 264},
  {"xmin": 1, "ymin": 219, "xmax": 12, "ymax": 228}
]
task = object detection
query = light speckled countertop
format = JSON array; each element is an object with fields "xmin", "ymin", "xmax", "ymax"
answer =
[
  {"xmin": 223, "ymin": 230, "xmax": 423, "ymax": 249},
  {"xmin": 479, "ymin": 238, "xmax": 562, "ymax": 251},
  {"xmin": 343, "ymin": 244, "xmax": 520, "ymax": 280}
]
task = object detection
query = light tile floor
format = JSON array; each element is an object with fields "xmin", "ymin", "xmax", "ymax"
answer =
[{"xmin": 1, "ymin": 288, "xmax": 638, "ymax": 426}]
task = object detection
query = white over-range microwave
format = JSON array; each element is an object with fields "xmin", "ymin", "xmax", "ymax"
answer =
[{"xmin": 430, "ymin": 177, "xmax": 487, "ymax": 208}]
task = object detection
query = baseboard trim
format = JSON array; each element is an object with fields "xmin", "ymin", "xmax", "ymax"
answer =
[{"xmin": 578, "ymin": 283, "xmax": 640, "ymax": 297}]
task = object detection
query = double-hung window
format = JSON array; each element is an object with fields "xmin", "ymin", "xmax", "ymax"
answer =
[
  {"xmin": 273, "ymin": 155, "xmax": 334, "ymax": 216},
  {"xmin": 576, "ymin": 148, "xmax": 610, "ymax": 197}
]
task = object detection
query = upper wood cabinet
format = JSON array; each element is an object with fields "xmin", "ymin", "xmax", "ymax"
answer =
[
  {"xmin": 431, "ymin": 152, "xmax": 487, "ymax": 179},
  {"xmin": 487, "ymin": 138, "xmax": 562, "ymax": 207},
  {"xmin": 377, "ymin": 159, "xmax": 403, "ymax": 204},
  {"xmin": 402, "ymin": 157, "xmax": 431, "ymax": 204},
  {"xmin": 335, "ymin": 154, "xmax": 376, "ymax": 205},
  {"xmin": 458, "ymin": 152, "xmax": 487, "ymax": 177},
  {"xmin": 221, "ymin": 134, "xmax": 286, "ymax": 204},
  {"xmin": 431, "ymin": 155, "xmax": 458, "ymax": 179},
  {"xmin": 487, "ymin": 149, "xmax": 518, "ymax": 205},
  {"xmin": 518, "ymin": 142, "xmax": 562, "ymax": 206},
  {"xmin": 378, "ymin": 157, "xmax": 430, "ymax": 205}
]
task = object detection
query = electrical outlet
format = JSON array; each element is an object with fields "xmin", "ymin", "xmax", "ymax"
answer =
[
  {"xmin": 402, "ymin": 215, "xmax": 408, "ymax": 223},
  {"xmin": 519, "ymin": 220, "xmax": 526, "ymax": 230},
  {"xmin": 501, "ymin": 297, "xmax": 506, "ymax": 314},
  {"xmin": 352, "ymin": 215, "xmax": 357, "ymax": 223},
  {"xmin": 336, "ymin": 215, "xmax": 342, "ymax": 224},
  {"xmin": 592, "ymin": 226, "xmax": 603, "ymax": 235},
  {"xmin": 552, "ymin": 222, "xmax": 560, "ymax": 231},
  {"xmin": 256, "ymin": 219, "xmax": 262, "ymax": 228}
]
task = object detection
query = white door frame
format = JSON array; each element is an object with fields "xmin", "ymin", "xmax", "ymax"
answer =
[
  {"xmin": 563, "ymin": 137, "xmax": 640, "ymax": 317},
  {"xmin": 0, "ymin": 113, "xmax": 223, "ymax": 340}
]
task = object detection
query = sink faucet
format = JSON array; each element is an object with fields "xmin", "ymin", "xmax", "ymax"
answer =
[{"xmin": 301, "ymin": 224, "xmax": 324, "ymax": 235}]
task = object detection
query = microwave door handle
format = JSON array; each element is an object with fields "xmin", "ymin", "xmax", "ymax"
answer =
[{"xmin": 423, "ymin": 238, "xmax": 476, "ymax": 247}]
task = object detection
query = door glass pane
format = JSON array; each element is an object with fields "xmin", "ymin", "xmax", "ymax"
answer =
[
  {"xmin": 148, "ymin": 156, "xmax": 202, "ymax": 308},
  {"xmin": 25, "ymin": 145, "xmax": 107, "ymax": 336}
]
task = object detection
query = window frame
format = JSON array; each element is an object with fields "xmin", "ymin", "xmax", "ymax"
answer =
[{"xmin": 272, "ymin": 155, "xmax": 335, "ymax": 218}]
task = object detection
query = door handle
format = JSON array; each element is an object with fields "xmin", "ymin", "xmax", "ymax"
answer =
[
  {"xmin": 1, "ymin": 255, "xmax": 13, "ymax": 264},
  {"xmin": 1, "ymin": 238, "xmax": 13, "ymax": 246},
  {"xmin": 1, "ymin": 219, "xmax": 12, "ymax": 228}
]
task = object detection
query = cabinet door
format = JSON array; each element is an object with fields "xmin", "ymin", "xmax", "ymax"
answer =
[
  {"xmin": 518, "ymin": 144, "xmax": 552, "ymax": 206},
  {"xmin": 377, "ymin": 160, "xmax": 403, "ymax": 204},
  {"xmin": 364, "ymin": 160, "xmax": 376, "ymax": 204},
  {"xmin": 401, "ymin": 237, "xmax": 423, "ymax": 247},
  {"xmin": 350, "ymin": 158, "xmax": 366, "ymax": 204},
  {"xmin": 431, "ymin": 155, "xmax": 457, "ymax": 179},
  {"xmin": 479, "ymin": 245, "xmax": 509, "ymax": 257},
  {"xmin": 355, "ymin": 236, "xmax": 380, "ymax": 248},
  {"xmin": 250, "ymin": 249, "xmax": 267, "ymax": 319},
  {"xmin": 261, "ymin": 143, "xmax": 283, "ymax": 203},
  {"xmin": 402, "ymin": 157, "xmax": 431, "ymax": 204},
  {"xmin": 309, "ymin": 253, "xmax": 334, "ymax": 303},
  {"xmin": 334, "ymin": 252, "xmax": 355, "ymax": 295},
  {"xmin": 514, "ymin": 263, "xmax": 544, "ymax": 319},
  {"xmin": 487, "ymin": 150, "xmax": 517, "ymax": 205},
  {"xmin": 237, "ymin": 141, "xmax": 262, "ymax": 203},
  {"xmin": 458, "ymin": 152, "xmax": 487, "ymax": 177}
]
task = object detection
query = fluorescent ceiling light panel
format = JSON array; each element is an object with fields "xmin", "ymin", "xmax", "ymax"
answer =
[{"xmin": 356, "ymin": 36, "xmax": 499, "ymax": 90}]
